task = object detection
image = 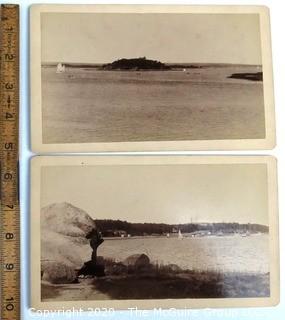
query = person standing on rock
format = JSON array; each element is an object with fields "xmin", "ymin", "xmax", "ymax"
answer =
[
  {"xmin": 77, "ymin": 228, "xmax": 105, "ymax": 278},
  {"xmin": 86, "ymin": 228, "xmax": 104, "ymax": 265}
]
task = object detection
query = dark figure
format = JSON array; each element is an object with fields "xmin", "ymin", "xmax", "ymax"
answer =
[
  {"xmin": 86, "ymin": 228, "xmax": 104, "ymax": 265},
  {"xmin": 77, "ymin": 261, "xmax": 105, "ymax": 277},
  {"xmin": 77, "ymin": 228, "xmax": 105, "ymax": 278}
]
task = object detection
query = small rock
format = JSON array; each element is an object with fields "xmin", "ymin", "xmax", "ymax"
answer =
[
  {"xmin": 123, "ymin": 254, "xmax": 150, "ymax": 268},
  {"xmin": 167, "ymin": 264, "xmax": 182, "ymax": 273}
]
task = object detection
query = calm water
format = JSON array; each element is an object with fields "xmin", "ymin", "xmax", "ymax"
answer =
[
  {"xmin": 42, "ymin": 65, "xmax": 265, "ymax": 143},
  {"xmin": 98, "ymin": 234, "xmax": 269, "ymax": 273}
]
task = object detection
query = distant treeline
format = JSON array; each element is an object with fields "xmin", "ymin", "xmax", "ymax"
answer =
[{"xmin": 94, "ymin": 219, "xmax": 269, "ymax": 237}]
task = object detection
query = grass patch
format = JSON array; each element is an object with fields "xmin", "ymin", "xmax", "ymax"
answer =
[
  {"xmin": 41, "ymin": 258, "xmax": 270, "ymax": 300},
  {"xmin": 93, "ymin": 271, "xmax": 269, "ymax": 299}
]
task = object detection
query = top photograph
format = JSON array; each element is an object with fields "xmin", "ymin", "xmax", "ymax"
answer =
[{"xmin": 30, "ymin": 5, "xmax": 275, "ymax": 152}]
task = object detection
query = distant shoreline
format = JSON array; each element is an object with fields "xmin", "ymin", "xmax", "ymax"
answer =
[
  {"xmin": 42, "ymin": 62, "xmax": 262, "ymax": 69},
  {"xmin": 94, "ymin": 219, "xmax": 268, "ymax": 238},
  {"xmin": 103, "ymin": 232, "xmax": 268, "ymax": 241}
]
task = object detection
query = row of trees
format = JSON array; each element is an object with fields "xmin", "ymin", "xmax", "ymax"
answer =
[{"xmin": 94, "ymin": 219, "xmax": 269, "ymax": 237}]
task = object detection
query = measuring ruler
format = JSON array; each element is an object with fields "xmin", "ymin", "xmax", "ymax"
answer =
[{"xmin": 0, "ymin": 4, "xmax": 20, "ymax": 320}]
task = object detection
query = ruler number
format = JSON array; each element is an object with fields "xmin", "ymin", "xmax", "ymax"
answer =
[
  {"xmin": 4, "ymin": 142, "xmax": 13, "ymax": 150},
  {"xmin": 5, "ymin": 297, "xmax": 15, "ymax": 311},
  {"xmin": 5, "ymin": 263, "xmax": 14, "ymax": 270},
  {"xmin": 6, "ymin": 112, "xmax": 14, "ymax": 120},
  {"xmin": 5, "ymin": 82, "xmax": 14, "ymax": 90},
  {"xmin": 6, "ymin": 297, "xmax": 14, "ymax": 301},
  {"xmin": 4, "ymin": 53, "xmax": 15, "ymax": 61},
  {"xmin": 5, "ymin": 233, "xmax": 14, "ymax": 240},
  {"xmin": 3, "ymin": 172, "xmax": 13, "ymax": 180}
]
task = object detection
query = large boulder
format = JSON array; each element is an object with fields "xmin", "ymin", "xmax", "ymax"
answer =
[
  {"xmin": 123, "ymin": 254, "xmax": 150, "ymax": 268},
  {"xmin": 41, "ymin": 202, "xmax": 96, "ymax": 237},
  {"xmin": 41, "ymin": 202, "xmax": 97, "ymax": 283},
  {"xmin": 42, "ymin": 261, "xmax": 77, "ymax": 284}
]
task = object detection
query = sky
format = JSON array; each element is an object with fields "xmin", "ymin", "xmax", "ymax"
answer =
[
  {"xmin": 41, "ymin": 12, "xmax": 262, "ymax": 65},
  {"xmin": 41, "ymin": 164, "xmax": 268, "ymax": 225}
]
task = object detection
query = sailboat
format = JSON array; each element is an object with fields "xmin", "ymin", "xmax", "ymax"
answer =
[
  {"xmin": 178, "ymin": 229, "xmax": 183, "ymax": 240},
  {"xmin": 56, "ymin": 62, "xmax": 65, "ymax": 73},
  {"xmin": 241, "ymin": 231, "xmax": 250, "ymax": 237}
]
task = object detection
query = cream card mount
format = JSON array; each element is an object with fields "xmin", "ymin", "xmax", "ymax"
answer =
[
  {"xmin": 30, "ymin": 155, "xmax": 279, "ymax": 310},
  {"xmin": 30, "ymin": 5, "xmax": 275, "ymax": 152}
]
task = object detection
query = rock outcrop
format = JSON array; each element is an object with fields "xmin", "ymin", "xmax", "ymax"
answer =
[
  {"xmin": 228, "ymin": 72, "xmax": 263, "ymax": 82},
  {"xmin": 41, "ymin": 202, "xmax": 96, "ymax": 238},
  {"xmin": 42, "ymin": 261, "xmax": 77, "ymax": 284},
  {"xmin": 41, "ymin": 202, "xmax": 96, "ymax": 283}
]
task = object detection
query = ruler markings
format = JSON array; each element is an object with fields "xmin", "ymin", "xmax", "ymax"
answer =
[{"xmin": 0, "ymin": 4, "xmax": 20, "ymax": 320}]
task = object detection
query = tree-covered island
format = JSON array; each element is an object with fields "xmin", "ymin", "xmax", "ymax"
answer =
[{"xmin": 102, "ymin": 57, "xmax": 171, "ymax": 70}]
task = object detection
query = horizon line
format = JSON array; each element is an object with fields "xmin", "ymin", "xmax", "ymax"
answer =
[{"xmin": 42, "ymin": 61, "xmax": 262, "ymax": 67}]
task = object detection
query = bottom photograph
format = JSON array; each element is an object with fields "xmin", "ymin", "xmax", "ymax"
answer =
[{"xmin": 30, "ymin": 156, "xmax": 279, "ymax": 310}]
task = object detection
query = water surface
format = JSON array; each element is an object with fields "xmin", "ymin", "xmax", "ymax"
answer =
[
  {"xmin": 42, "ymin": 65, "xmax": 265, "ymax": 143},
  {"xmin": 98, "ymin": 234, "xmax": 269, "ymax": 273}
]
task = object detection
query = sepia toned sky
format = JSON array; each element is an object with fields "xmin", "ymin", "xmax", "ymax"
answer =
[
  {"xmin": 41, "ymin": 12, "xmax": 262, "ymax": 65},
  {"xmin": 41, "ymin": 164, "xmax": 268, "ymax": 225}
]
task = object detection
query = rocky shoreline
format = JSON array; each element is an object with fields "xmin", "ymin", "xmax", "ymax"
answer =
[{"xmin": 228, "ymin": 72, "xmax": 263, "ymax": 81}]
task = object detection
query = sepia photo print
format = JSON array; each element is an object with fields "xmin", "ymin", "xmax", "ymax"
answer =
[
  {"xmin": 30, "ymin": 156, "xmax": 279, "ymax": 310},
  {"xmin": 30, "ymin": 5, "xmax": 275, "ymax": 152}
]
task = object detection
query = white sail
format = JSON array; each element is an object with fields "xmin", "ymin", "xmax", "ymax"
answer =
[
  {"xmin": 56, "ymin": 63, "xmax": 65, "ymax": 73},
  {"xmin": 178, "ymin": 229, "xmax": 183, "ymax": 239}
]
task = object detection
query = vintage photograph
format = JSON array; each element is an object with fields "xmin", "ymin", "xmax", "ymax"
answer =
[
  {"xmin": 30, "ymin": 156, "xmax": 279, "ymax": 310},
  {"xmin": 30, "ymin": 5, "xmax": 275, "ymax": 152}
]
